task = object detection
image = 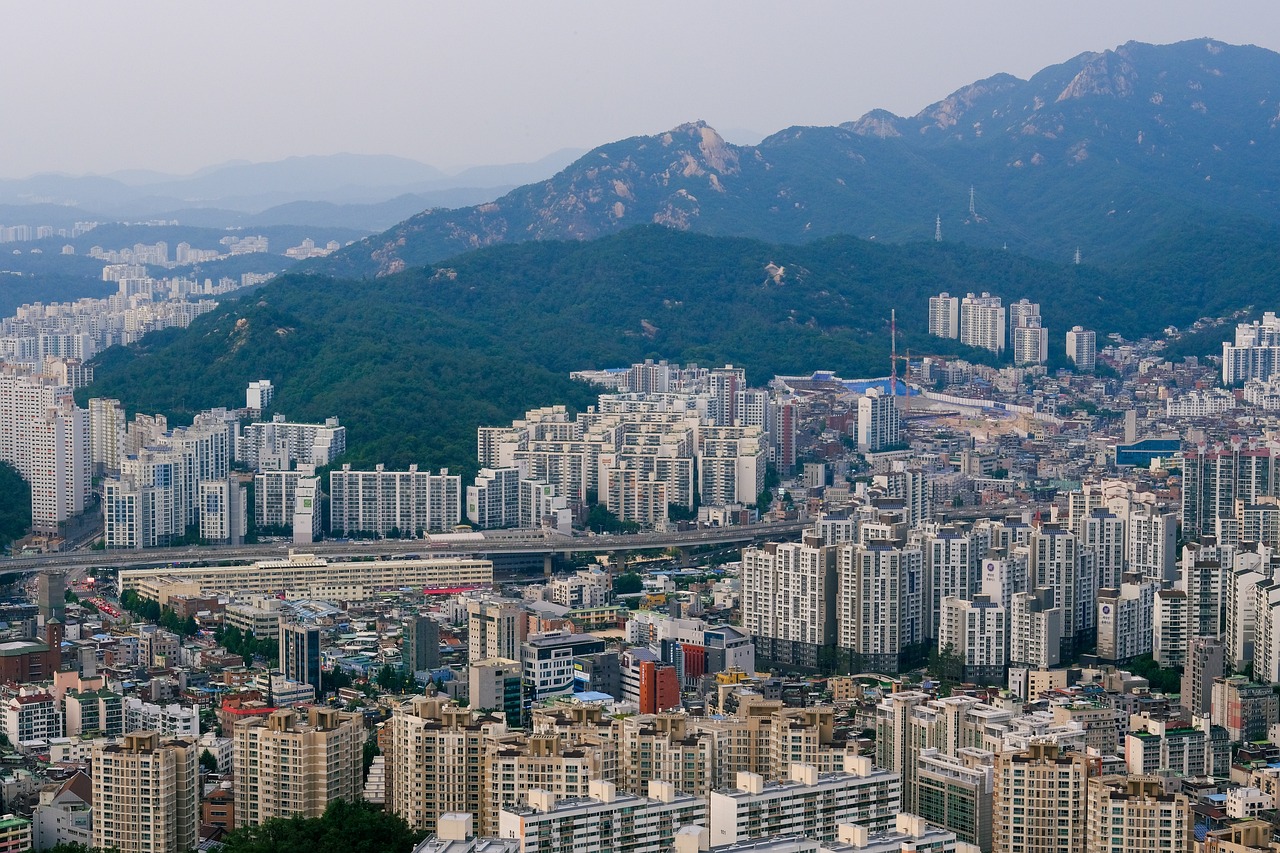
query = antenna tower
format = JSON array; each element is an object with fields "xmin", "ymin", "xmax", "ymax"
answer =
[
  {"xmin": 969, "ymin": 186, "xmax": 976, "ymax": 216},
  {"xmin": 1074, "ymin": 247, "xmax": 1082, "ymax": 265},
  {"xmin": 934, "ymin": 216, "xmax": 942, "ymax": 242}
]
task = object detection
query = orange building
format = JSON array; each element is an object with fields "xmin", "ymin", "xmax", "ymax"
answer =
[{"xmin": 637, "ymin": 660, "xmax": 680, "ymax": 714}]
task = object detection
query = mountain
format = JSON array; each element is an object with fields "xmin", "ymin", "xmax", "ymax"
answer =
[
  {"xmin": 82, "ymin": 222, "xmax": 1280, "ymax": 476},
  {"xmin": 315, "ymin": 38, "xmax": 1280, "ymax": 277},
  {"xmin": 0, "ymin": 151, "xmax": 583, "ymax": 225}
]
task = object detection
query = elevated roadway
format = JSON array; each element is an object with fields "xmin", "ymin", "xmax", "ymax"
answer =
[{"xmin": 0, "ymin": 520, "xmax": 808, "ymax": 577}]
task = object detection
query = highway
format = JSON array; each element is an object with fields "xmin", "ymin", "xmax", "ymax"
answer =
[{"xmin": 0, "ymin": 520, "xmax": 809, "ymax": 575}]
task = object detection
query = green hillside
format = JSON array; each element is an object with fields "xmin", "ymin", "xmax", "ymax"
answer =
[{"xmin": 82, "ymin": 224, "xmax": 1280, "ymax": 478}]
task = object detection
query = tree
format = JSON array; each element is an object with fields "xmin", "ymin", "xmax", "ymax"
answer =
[
  {"xmin": 220, "ymin": 797, "xmax": 423, "ymax": 853},
  {"xmin": 613, "ymin": 573, "xmax": 643, "ymax": 595},
  {"xmin": 199, "ymin": 748, "xmax": 219, "ymax": 774}
]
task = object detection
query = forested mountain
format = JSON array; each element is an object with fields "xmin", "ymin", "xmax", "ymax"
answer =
[
  {"xmin": 83, "ymin": 221, "xmax": 1280, "ymax": 477},
  {"xmin": 314, "ymin": 39, "xmax": 1280, "ymax": 278}
]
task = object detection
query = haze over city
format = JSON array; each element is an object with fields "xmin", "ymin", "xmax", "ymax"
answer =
[{"xmin": 4, "ymin": 0, "xmax": 1280, "ymax": 177}]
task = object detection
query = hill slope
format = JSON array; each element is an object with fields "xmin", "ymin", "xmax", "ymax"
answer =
[
  {"xmin": 83, "ymin": 223, "xmax": 1280, "ymax": 477},
  {"xmin": 315, "ymin": 38, "xmax": 1280, "ymax": 277}
]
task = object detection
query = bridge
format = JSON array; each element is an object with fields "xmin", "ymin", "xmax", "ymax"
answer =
[{"xmin": 0, "ymin": 520, "xmax": 809, "ymax": 577}]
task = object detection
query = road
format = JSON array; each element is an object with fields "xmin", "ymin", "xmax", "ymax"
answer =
[{"xmin": 0, "ymin": 520, "xmax": 808, "ymax": 576}]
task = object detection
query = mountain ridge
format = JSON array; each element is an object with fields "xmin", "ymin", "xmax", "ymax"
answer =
[{"xmin": 313, "ymin": 38, "xmax": 1280, "ymax": 278}]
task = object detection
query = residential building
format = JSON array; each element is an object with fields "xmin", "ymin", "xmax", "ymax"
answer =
[
  {"xmin": 467, "ymin": 467, "xmax": 522, "ymax": 529},
  {"xmin": 498, "ymin": 780, "xmax": 706, "ymax": 853},
  {"xmin": 92, "ymin": 731, "xmax": 198, "ymax": 853},
  {"xmin": 837, "ymin": 540, "xmax": 925, "ymax": 673},
  {"xmin": 1212, "ymin": 676, "xmax": 1279, "ymax": 743},
  {"xmin": 741, "ymin": 539, "xmax": 837, "ymax": 669},
  {"xmin": 1182, "ymin": 636, "xmax": 1225, "ymax": 717},
  {"xmin": 32, "ymin": 771, "xmax": 92, "ymax": 851},
  {"xmin": 239, "ymin": 414, "xmax": 345, "ymax": 470},
  {"xmin": 232, "ymin": 707, "xmax": 363, "ymax": 827},
  {"xmin": 468, "ymin": 597, "xmax": 527, "ymax": 664},
  {"xmin": 469, "ymin": 658, "xmax": 523, "ymax": 727},
  {"xmin": 959, "ymin": 293, "xmax": 1005, "ymax": 356},
  {"xmin": 389, "ymin": 697, "xmax": 508, "ymax": 834},
  {"xmin": 708, "ymin": 759, "xmax": 901, "ymax": 847},
  {"xmin": 929, "ymin": 293, "xmax": 960, "ymax": 340},
  {"xmin": 1065, "ymin": 326, "xmax": 1096, "ymax": 372},
  {"xmin": 938, "ymin": 595, "xmax": 1007, "ymax": 685},
  {"xmin": 1086, "ymin": 775, "xmax": 1191, "ymax": 853},
  {"xmin": 993, "ymin": 742, "xmax": 1088, "ymax": 853},
  {"xmin": 330, "ymin": 463, "xmax": 463, "ymax": 536}
]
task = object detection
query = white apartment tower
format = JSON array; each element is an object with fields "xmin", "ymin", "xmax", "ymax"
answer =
[
  {"xmin": 467, "ymin": 466, "xmax": 522, "ymax": 529},
  {"xmin": 1065, "ymin": 326, "xmax": 1097, "ymax": 372},
  {"xmin": 838, "ymin": 540, "xmax": 926, "ymax": 673},
  {"xmin": 929, "ymin": 293, "xmax": 960, "ymax": 339},
  {"xmin": 741, "ymin": 540, "xmax": 838, "ymax": 663},
  {"xmin": 857, "ymin": 389, "xmax": 901, "ymax": 453},
  {"xmin": 938, "ymin": 594, "xmax": 1007, "ymax": 684},
  {"xmin": 1012, "ymin": 316, "xmax": 1048, "ymax": 367},
  {"xmin": 88, "ymin": 397, "xmax": 126, "ymax": 476},
  {"xmin": 959, "ymin": 293, "xmax": 1005, "ymax": 355}
]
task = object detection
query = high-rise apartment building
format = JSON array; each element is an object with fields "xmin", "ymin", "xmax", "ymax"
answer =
[
  {"xmin": 929, "ymin": 293, "xmax": 960, "ymax": 340},
  {"xmin": 1181, "ymin": 441, "xmax": 1274, "ymax": 539},
  {"xmin": 1012, "ymin": 316, "xmax": 1048, "ymax": 367},
  {"xmin": 329, "ymin": 463, "xmax": 462, "ymax": 536},
  {"xmin": 466, "ymin": 466, "xmax": 522, "ymax": 529},
  {"xmin": 1065, "ymin": 326, "xmax": 1097, "ymax": 372},
  {"xmin": 1182, "ymin": 636, "xmax": 1225, "ymax": 718},
  {"xmin": 740, "ymin": 539, "xmax": 837, "ymax": 669},
  {"xmin": 1222, "ymin": 312, "xmax": 1280, "ymax": 385},
  {"xmin": 1086, "ymin": 775, "xmax": 1191, "ymax": 853},
  {"xmin": 239, "ymin": 414, "xmax": 345, "ymax": 470},
  {"xmin": 938, "ymin": 595, "xmax": 1007, "ymax": 685},
  {"xmin": 468, "ymin": 597, "xmax": 526, "ymax": 664},
  {"xmin": 245, "ymin": 379, "xmax": 274, "ymax": 411},
  {"xmin": 92, "ymin": 731, "xmax": 198, "ymax": 853},
  {"xmin": 0, "ymin": 368, "xmax": 89, "ymax": 532},
  {"xmin": 857, "ymin": 389, "xmax": 901, "ymax": 453},
  {"xmin": 500, "ymin": 780, "xmax": 706, "ymax": 853},
  {"xmin": 959, "ymin": 293, "xmax": 1005, "ymax": 355},
  {"xmin": 87, "ymin": 397, "xmax": 125, "ymax": 476},
  {"xmin": 838, "ymin": 540, "xmax": 925, "ymax": 673},
  {"xmin": 1095, "ymin": 573, "xmax": 1155, "ymax": 663},
  {"xmin": 994, "ymin": 742, "xmax": 1088, "ymax": 853},
  {"xmin": 232, "ymin": 708, "xmax": 362, "ymax": 827},
  {"xmin": 389, "ymin": 697, "xmax": 507, "ymax": 834}
]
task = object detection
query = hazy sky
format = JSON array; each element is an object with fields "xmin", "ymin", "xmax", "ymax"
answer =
[{"xmin": 4, "ymin": 1, "xmax": 1280, "ymax": 178}]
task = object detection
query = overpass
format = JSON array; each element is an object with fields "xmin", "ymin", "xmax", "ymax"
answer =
[{"xmin": 0, "ymin": 520, "xmax": 809, "ymax": 577}]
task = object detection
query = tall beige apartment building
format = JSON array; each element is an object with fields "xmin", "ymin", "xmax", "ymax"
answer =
[
  {"xmin": 1086, "ymin": 775, "xmax": 1191, "ymax": 853},
  {"xmin": 233, "ymin": 707, "xmax": 364, "ymax": 827},
  {"xmin": 92, "ymin": 731, "xmax": 198, "ymax": 853},
  {"xmin": 994, "ymin": 740, "xmax": 1090, "ymax": 853}
]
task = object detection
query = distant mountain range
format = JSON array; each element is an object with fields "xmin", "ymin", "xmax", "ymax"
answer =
[
  {"xmin": 312, "ymin": 38, "xmax": 1280, "ymax": 276},
  {"xmin": 0, "ymin": 149, "xmax": 585, "ymax": 230}
]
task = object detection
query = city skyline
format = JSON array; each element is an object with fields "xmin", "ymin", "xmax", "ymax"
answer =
[{"xmin": 3, "ymin": 1, "xmax": 1280, "ymax": 178}]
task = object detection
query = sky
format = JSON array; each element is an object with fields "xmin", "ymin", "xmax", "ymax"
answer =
[{"xmin": 3, "ymin": 1, "xmax": 1280, "ymax": 178}]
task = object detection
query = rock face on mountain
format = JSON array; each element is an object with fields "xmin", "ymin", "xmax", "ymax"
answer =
[{"xmin": 317, "ymin": 39, "xmax": 1280, "ymax": 277}]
